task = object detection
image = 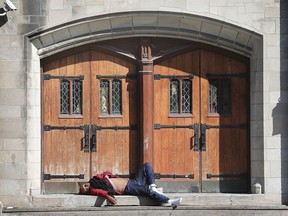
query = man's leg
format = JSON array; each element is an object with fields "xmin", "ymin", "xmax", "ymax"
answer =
[
  {"xmin": 123, "ymin": 163, "xmax": 155, "ymax": 196},
  {"xmin": 133, "ymin": 163, "xmax": 155, "ymax": 186},
  {"xmin": 132, "ymin": 163, "xmax": 170, "ymax": 203},
  {"xmin": 124, "ymin": 163, "xmax": 181, "ymax": 206}
]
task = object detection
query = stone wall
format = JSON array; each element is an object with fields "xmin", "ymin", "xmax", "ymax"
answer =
[{"xmin": 0, "ymin": 0, "xmax": 287, "ymax": 205}]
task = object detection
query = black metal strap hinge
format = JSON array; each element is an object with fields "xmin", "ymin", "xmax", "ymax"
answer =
[
  {"xmin": 154, "ymin": 123, "xmax": 195, "ymax": 130},
  {"xmin": 203, "ymin": 124, "xmax": 247, "ymax": 130},
  {"xmin": 96, "ymin": 74, "xmax": 138, "ymax": 79},
  {"xmin": 94, "ymin": 125, "xmax": 137, "ymax": 131},
  {"xmin": 206, "ymin": 173, "xmax": 247, "ymax": 179},
  {"xmin": 200, "ymin": 123, "xmax": 247, "ymax": 151},
  {"xmin": 154, "ymin": 74, "xmax": 194, "ymax": 80},
  {"xmin": 44, "ymin": 174, "xmax": 84, "ymax": 180},
  {"xmin": 43, "ymin": 74, "xmax": 84, "ymax": 80},
  {"xmin": 43, "ymin": 125, "xmax": 88, "ymax": 131},
  {"xmin": 154, "ymin": 173, "xmax": 194, "ymax": 179},
  {"xmin": 154, "ymin": 123, "xmax": 199, "ymax": 151},
  {"xmin": 43, "ymin": 124, "xmax": 90, "ymax": 151},
  {"xmin": 118, "ymin": 173, "xmax": 194, "ymax": 179},
  {"xmin": 91, "ymin": 124, "xmax": 137, "ymax": 152}
]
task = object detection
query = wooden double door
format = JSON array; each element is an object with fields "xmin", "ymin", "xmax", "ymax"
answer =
[
  {"xmin": 42, "ymin": 50, "xmax": 140, "ymax": 188},
  {"xmin": 42, "ymin": 42, "xmax": 249, "ymax": 193},
  {"xmin": 153, "ymin": 49, "xmax": 249, "ymax": 192}
]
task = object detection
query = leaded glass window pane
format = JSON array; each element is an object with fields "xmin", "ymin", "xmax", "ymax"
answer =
[
  {"xmin": 170, "ymin": 80, "xmax": 179, "ymax": 113},
  {"xmin": 209, "ymin": 80, "xmax": 218, "ymax": 113},
  {"xmin": 182, "ymin": 80, "xmax": 192, "ymax": 114},
  {"xmin": 60, "ymin": 80, "xmax": 70, "ymax": 114},
  {"xmin": 112, "ymin": 80, "xmax": 121, "ymax": 114},
  {"xmin": 100, "ymin": 80, "xmax": 109, "ymax": 114},
  {"xmin": 72, "ymin": 80, "xmax": 82, "ymax": 114},
  {"xmin": 209, "ymin": 79, "xmax": 231, "ymax": 114},
  {"xmin": 219, "ymin": 79, "xmax": 231, "ymax": 114}
]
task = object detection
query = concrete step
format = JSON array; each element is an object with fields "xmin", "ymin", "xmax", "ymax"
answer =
[
  {"xmin": 0, "ymin": 193, "xmax": 288, "ymax": 216},
  {"xmin": 2, "ymin": 206, "xmax": 288, "ymax": 216},
  {"xmin": 2, "ymin": 194, "xmax": 288, "ymax": 216},
  {"xmin": 1, "ymin": 193, "xmax": 283, "ymax": 208},
  {"xmin": 2, "ymin": 205, "xmax": 288, "ymax": 216}
]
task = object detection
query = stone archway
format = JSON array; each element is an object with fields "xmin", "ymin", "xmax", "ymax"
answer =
[{"xmin": 28, "ymin": 11, "xmax": 261, "ymax": 58}]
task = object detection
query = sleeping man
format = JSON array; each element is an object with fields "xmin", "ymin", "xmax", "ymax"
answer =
[{"xmin": 79, "ymin": 163, "xmax": 182, "ymax": 207}]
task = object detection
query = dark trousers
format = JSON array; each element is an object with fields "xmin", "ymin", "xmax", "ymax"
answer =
[{"xmin": 124, "ymin": 163, "xmax": 169, "ymax": 203}]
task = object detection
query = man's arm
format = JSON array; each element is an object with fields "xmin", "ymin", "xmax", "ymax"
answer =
[
  {"xmin": 105, "ymin": 194, "xmax": 117, "ymax": 204},
  {"xmin": 90, "ymin": 188, "xmax": 117, "ymax": 204}
]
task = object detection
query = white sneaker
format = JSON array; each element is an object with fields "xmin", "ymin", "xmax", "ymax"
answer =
[
  {"xmin": 151, "ymin": 187, "xmax": 165, "ymax": 195},
  {"xmin": 149, "ymin": 184, "xmax": 165, "ymax": 195},
  {"xmin": 162, "ymin": 198, "xmax": 182, "ymax": 207}
]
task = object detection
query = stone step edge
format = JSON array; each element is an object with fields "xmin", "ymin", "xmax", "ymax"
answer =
[
  {"xmin": 29, "ymin": 193, "xmax": 280, "ymax": 207},
  {"xmin": 1, "ymin": 194, "xmax": 282, "ymax": 209},
  {"xmin": 2, "ymin": 204, "xmax": 288, "ymax": 214}
]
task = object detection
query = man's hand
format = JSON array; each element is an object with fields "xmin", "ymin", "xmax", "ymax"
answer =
[{"xmin": 105, "ymin": 194, "xmax": 117, "ymax": 205}]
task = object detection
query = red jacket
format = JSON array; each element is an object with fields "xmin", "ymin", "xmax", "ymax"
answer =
[{"xmin": 89, "ymin": 171, "xmax": 120, "ymax": 196}]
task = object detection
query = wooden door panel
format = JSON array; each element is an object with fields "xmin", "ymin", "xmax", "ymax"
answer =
[
  {"xmin": 90, "ymin": 51, "xmax": 139, "ymax": 176},
  {"xmin": 200, "ymin": 50, "xmax": 249, "ymax": 192},
  {"xmin": 203, "ymin": 128, "xmax": 247, "ymax": 175},
  {"xmin": 42, "ymin": 52, "xmax": 91, "ymax": 182},
  {"xmin": 153, "ymin": 51, "xmax": 200, "ymax": 192},
  {"xmin": 94, "ymin": 130, "xmax": 131, "ymax": 174},
  {"xmin": 43, "ymin": 130, "xmax": 89, "ymax": 179}
]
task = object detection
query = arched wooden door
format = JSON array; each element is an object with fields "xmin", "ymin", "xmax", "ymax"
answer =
[
  {"xmin": 41, "ymin": 39, "xmax": 249, "ymax": 194},
  {"xmin": 153, "ymin": 49, "xmax": 249, "ymax": 193},
  {"xmin": 42, "ymin": 49, "xmax": 139, "ymax": 192}
]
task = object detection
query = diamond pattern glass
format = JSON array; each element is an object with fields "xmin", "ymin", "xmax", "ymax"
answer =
[
  {"xmin": 209, "ymin": 79, "xmax": 218, "ymax": 113},
  {"xmin": 170, "ymin": 80, "xmax": 179, "ymax": 113},
  {"xmin": 60, "ymin": 80, "xmax": 70, "ymax": 114},
  {"xmin": 112, "ymin": 80, "xmax": 121, "ymax": 114},
  {"xmin": 72, "ymin": 80, "xmax": 82, "ymax": 114},
  {"xmin": 182, "ymin": 80, "xmax": 192, "ymax": 114},
  {"xmin": 100, "ymin": 80, "xmax": 109, "ymax": 114}
]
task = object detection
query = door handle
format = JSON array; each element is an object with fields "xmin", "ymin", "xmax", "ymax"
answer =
[
  {"xmin": 200, "ymin": 123, "xmax": 207, "ymax": 151},
  {"xmin": 91, "ymin": 124, "xmax": 98, "ymax": 152},
  {"xmin": 82, "ymin": 124, "xmax": 90, "ymax": 152},
  {"xmin": 193, "ymin": 123, "xmax": 199, "ymax": 151}
]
